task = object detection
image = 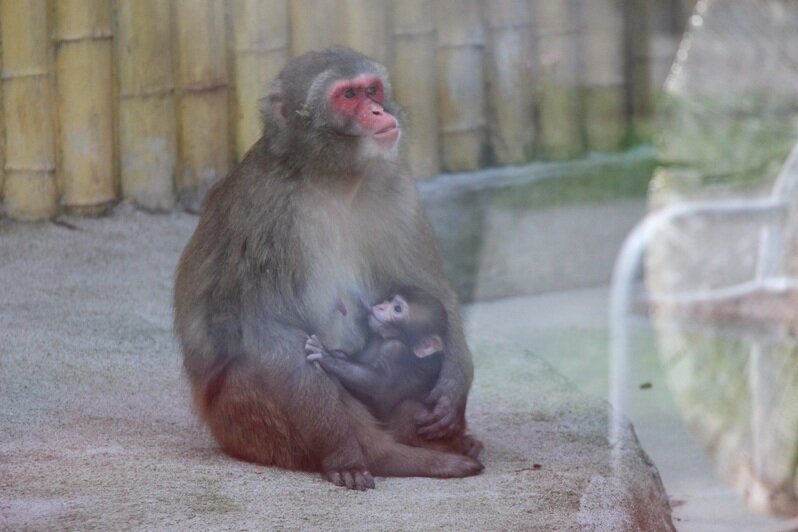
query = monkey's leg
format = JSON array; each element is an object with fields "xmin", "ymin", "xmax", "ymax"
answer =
[
  {"xmin": 196, "ymin": 343, "xmax": 377, "ymax": 490},
  {"xmin": 343, "ymin": 396, "xmax": 484, "ymax": 479},
  {"xmin": 384, "ymin": 400, "xmax": 483, "ymax": 463},
  {"xmin": 196, "ymin": 339, "xmax": 478, "ymax": 486}
]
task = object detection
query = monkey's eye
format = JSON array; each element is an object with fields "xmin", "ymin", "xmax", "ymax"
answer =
[
  {"xmin": 366, "ymin": 85, "xmax": 378, "ymax": 97},
  {"xmin": 343, "ymin": 88, "xmax": 356, "ymax": 99}
]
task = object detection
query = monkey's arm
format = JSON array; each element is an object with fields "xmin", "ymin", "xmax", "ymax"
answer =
[
  {"xmin": 308, "ymin": 354, "xmax": 392, "ymax": 400},
  {"xmin": 416, "ymin": 313, "xmax": 473, "ymax": 439},
  {"xmin": 305, "ymin": 336, "xmax": 408, "ymax": 409},
  {"xmin": 409, "ymin": 211, "xmax": 475, "ymax": 439}
]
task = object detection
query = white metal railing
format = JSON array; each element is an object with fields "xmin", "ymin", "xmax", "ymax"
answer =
[{"xmin": 608, "ymin": 141, "xmax": 798, "ymax": 443}]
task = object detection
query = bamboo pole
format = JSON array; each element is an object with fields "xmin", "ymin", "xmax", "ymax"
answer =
[
  {"xmin": 232, "ymin": 0, "xmax": 289, "ymax": 160},
  {"xmin": 116, "ymin": 0, "xmax": 177, "ymax": 212},
  {"xmin": 174, "ymin": 0, "xmax": 229, "ymax": 212},
  {"xmin": 436, "ymin": 0, "xmax": 488, "ymax": 172},
  {"xmin": 339, "ymin": 0, "xmax": 391, "ymax": 65},
  {"xmin": 623, "ymin": 0, "xmax": 651, "ymax": 141},
  {"xmin": 483, "ymin": 0, "xmax": 536, "ymax": 165},
  {"xmin": 289, "ymin": 0, "xmax": 341, "ymax": 56},
  {"xmin": 531, "ymin": 0, "xmax": 583, "ymax": 160},
  {"xmin": 648, "ymin": 0, "xmax": 694, "ymax": 93},
  {"xmin": 392, "ymin": 0, "xmax": 439, "ymax": 179},
  {"xmin": 1, "ymin": 0, "xmax": 58, "ymax": 220},
  {"xmin": 0, "ymin": 22, "xmax": 4, "ymax": 202},
  {"xmin": 53, "ymin": 0, "xmax": 116, "ymax": 215},
  {"xmin": 575, "ymin": 0, "xmax": 627, "ymax": 152}
]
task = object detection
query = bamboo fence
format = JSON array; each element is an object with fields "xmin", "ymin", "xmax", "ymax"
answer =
[
  {"xmin": 533, "ymin": 0, "xmax": 583, "ymax": 159},
  {"xmin": 339, "ymin": 0, "xmax": 391, "ymax": 65},
  {"xmin": 0, "ymin": 21, "xmax": 4, "ymax": 201},
  {"xmin": 289, "ymin": 0, "xmax": 340, "ymax": 56},
  {"xmin": 392, "ymin": 0, "xmax": 438, "ymax": 179},
  {"xmin": 116, "ymin": 0, "xmax": 176, "ymax": 211},
  {"xmin": 54, "ymin": 0, "xmax": 116, "ymax": 215},
  {"xmin": 624, "ymin": 0, "xmax": 651, "ymax": 140},
  {"xmin": 174, "ymin": 0, "xmax": 229, "ymax": 212},
  {"xmin": 577, "ymin": 0, "xmax": 627, "ymax": 152},
  {"xmin": 483, "ymin": 0, "xmax": 536, "ymax": 166},
  {"xmin": 232, "ymin": 0, "xmax": 289, "ymax": 160},
  {"xmin": 437, "ymin": 0, "xmax": 487, "ymax": 172},
  {"xmin": 1, "ymin": 0, "xmax": 58, "ymax": 220},
  {"xmin": 0, "ymin": 0, "xmax": 687, "ymax": 220}
]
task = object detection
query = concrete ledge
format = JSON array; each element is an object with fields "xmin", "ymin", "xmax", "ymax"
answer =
[
  {"xmin": 0, "ymin": 209, "xmax": 672, "ymax": 530},
  {"xmin": 420, "ymin": 149, "xmax": 654, "ymax": 301}
]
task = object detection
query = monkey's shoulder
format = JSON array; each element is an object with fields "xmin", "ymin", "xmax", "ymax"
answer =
[{"xmin": 368, "ymin": 339, "xmax": 441, "ymax": 377}]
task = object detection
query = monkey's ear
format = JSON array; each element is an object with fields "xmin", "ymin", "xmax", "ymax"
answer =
[
  {"xmin": 262, "ymin": 79, "xmax": 287, "ymax": 129},
  {"xmin": 413, "ymin": 335, "xmax": 443, "ymax": 358}
]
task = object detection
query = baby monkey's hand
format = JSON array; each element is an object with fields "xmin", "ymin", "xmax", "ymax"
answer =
[{"xmin": 305, "ymin": 334, "xmax": 328, "ymax": 361}]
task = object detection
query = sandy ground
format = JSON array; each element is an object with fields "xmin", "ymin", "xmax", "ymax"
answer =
[{"xmin": 0, "ymin": 207, "xmax": 672, "ymax": 531}]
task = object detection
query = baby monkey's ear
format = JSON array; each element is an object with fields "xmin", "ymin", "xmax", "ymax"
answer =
[{"xmin": 413, "ymin": 335, "xmax": 443, "ymax": 358}]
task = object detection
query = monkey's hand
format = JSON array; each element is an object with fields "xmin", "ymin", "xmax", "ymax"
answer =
[
  {"xmin": 415, "ymin": 381, "xmax": 466, "ymax": 440},
  {"xmin": 305, "ymin": 335, "xmax": 329, "ymax": 361}
]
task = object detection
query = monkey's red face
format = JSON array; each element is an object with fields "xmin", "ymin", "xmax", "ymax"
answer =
[{"xmin": 328, "ymin": 74, "xmax": 400, "ymax": 151}]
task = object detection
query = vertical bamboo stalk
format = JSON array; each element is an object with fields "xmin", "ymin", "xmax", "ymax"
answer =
[
  {"xmin": 339, "ymin": 0, "xmax": 391, "ymax": 64},
  {"xmin": 232, "ymin": 0, "xmax": 289, "ymax": 160},
  {"xmin": 116, "ymin": 0, "xmax": 177, "ymax": 211},
  {"xmin": 483, "ymin": 0, "xmax": 536, "ymax": 165},
  {"xmin": 0, "ymin": 22, "xmax": 4, "ymax": 202},
  {"xmin": 1, "ymin": 0, "xmax": 58, "ymax": 220},
  {"xmin": 575, "ymin": 0, "xmax": 627, "ymax": 152},
  {"xmin": 174, "ymin": 0, "xmax": 229, "ymax": 212},
  {"xmin": 53, "ymin": 0, "xmax": 116, "ymax": 215},
  {"xmin": 437, "ymin": 0, "xmax": 488, "ymax": 172},
  {"xmin": 623, "ymin": 0, "xmax": 651, "ymax": 141},
  {"xmin": 531, "ymin": 0, "xmax": 583, "ymax": 159},
  {"xmin": 289, "ymin": 0, "xmax": 341, "ymax": 56},
  {"xmin": 392, "ymin": 0, "xmax": 438, "ymax": 179}
]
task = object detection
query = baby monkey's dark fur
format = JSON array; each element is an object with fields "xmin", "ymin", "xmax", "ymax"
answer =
[{"xmin": 306, "ymin": 287, "xmax": 483, "ymax": 461}]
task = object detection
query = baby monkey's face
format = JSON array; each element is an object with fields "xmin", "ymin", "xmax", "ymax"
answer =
[{"xmin": 368, "ymin": 294, "xmax": 407, "ymax": 337}]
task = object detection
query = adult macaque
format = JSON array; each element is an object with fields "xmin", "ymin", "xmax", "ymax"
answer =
[
  {"xmin": 305, "ymin": 287, "xmax": 483, "ymax": 461},
  {"xmin": 174, "ymin": 47, "xmax": 477, "ymax": 490}
]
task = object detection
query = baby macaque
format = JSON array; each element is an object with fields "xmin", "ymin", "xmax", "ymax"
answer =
[{"xmin": 306, "ymin": 286, "xmax": 482, "ymax": 460}]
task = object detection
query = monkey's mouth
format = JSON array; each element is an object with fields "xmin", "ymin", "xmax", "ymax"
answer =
[
  {"xmin": 367, "ymin": 313, "xmax": 384, "ymax": 330},
  {"xmin": 373, "ymin": 124, "xmax": 399, "ymax": 142}
]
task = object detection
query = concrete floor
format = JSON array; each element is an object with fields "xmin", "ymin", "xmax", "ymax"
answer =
[
  {"xmin": 0, "ymin": 210, "xmax": 673, "ymax": 531},
  {"xmin": 0, "ymin": 203, "xmax": 788, "ymax": 530},
  {"xmin": 464, "ymin": 287, "xmax": 785, "ymax": 531}
]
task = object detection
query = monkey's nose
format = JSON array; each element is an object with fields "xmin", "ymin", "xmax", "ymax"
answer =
[{"xmin": 367, "ymin": 101, "xmax": 384, "ymax": 115}]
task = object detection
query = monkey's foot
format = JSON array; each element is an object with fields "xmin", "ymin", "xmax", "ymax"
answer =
[
  {"xmin": 323, "ymin": 469, "xmax": 375, "ymax": 491},
  {"xmin": 431, "ymin": 453, "xmax": 484, "ymax": 478},
  {"xmin": 461, "ymin": 435, "xmax": 484, "ymax": 460}
]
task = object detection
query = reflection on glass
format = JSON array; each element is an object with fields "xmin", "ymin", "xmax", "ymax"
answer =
[
  {"xmin": 611, "ymin": 0, "xmax": 798, "ymax": 520},
  {"xmin": 651, "ymin": 303, "xmax": 798, "ymax": 517}
]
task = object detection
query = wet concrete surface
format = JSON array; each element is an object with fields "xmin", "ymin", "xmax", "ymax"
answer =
[{"xmin": 465, "ymin": 286, "xmax": 786, "ymax": 531}]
